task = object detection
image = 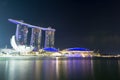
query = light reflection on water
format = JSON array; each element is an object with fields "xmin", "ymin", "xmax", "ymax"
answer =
[{"xmin": 0, "ymin": 58, "xmax": 120, "ymax": 80}]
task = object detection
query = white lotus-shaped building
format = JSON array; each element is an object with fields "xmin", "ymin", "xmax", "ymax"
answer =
[{"xmin": 10, "ymin": 35, "xmax": 34, "ymax": 52}]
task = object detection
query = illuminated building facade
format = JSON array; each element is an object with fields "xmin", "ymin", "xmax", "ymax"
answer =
[
  {"xmin": 45, "ymin": 30, "xmax": 55, "ymax": 48},
  {"xmin": 30, "ymin": 28, "xmax": 42, "ymax": 49},
  {"xmin": 15, "ymin": 24, "xmax": 28, "ymax": 45},
  {"xmin": 61, "ymin": 48, "xmax": 94, "ymax": 57},
  {"xmin": 9, "ymin": 19, "xmax": 55, "ymax": 51}
]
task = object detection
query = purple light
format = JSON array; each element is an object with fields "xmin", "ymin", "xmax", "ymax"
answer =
[{"xmin": 8, "ymin": 19, "xmax": 55, "ymax": 31}]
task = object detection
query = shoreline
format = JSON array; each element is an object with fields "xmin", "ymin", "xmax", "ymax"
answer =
[{"xmin": 0, "ymin": 54, "xmax": 120, "ymax": 60}]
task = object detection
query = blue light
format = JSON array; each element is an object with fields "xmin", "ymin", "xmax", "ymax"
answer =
[
  {"xmin": 43, "ymin": 47, "xmax": 58, "ymax": 52},
  {"xmin": 67, "ymin": 47, "xmax": 90, "ymax": 51}
]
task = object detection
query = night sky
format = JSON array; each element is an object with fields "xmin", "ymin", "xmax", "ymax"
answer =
[{"xmin": 0, "ymin": 0, "xmax": 120, "ymax": 54}]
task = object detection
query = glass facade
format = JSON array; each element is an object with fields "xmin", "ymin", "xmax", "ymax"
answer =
[
  {"xmin": 30, "ymin": 28, "xmax": 42, "ymax": 49},
  {"xmin": 15, "ymin": 24, "xmax": 28, "ymax": 45},
  {"xmin": 10, "ymin": 19, "xmax": 55, "ymax": 50},
  {"xmin": 44, "ymin": 30, "xmax": 55, "ymax": 48}
]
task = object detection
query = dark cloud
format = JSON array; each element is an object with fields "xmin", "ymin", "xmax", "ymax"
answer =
[{"xmin": 0, "ymin": 0, "xmax": 120, "ymax": 54}]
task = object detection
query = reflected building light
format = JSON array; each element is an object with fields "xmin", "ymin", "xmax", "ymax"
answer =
[
  {"xmin": 118, "ymin": 60, "xmax": 120, "ymax": 74},
  {"xmin": 6, "ymin": 60, "xmax": 33, "ymax": 80},
  {"xmin": 90, "ymin": 60, "xmax": 95, "ymax": 80},
  {"xmin": 62, "ymin": 60, "xmax": 69, "ymax": 80},
  {"xmin": 66, "ymin": 59, "xmax": 94, "ymax": 79},
  {"xmin": 7, "ymin": 60, "xmax": 16, "ymax": 80},
  {"xmin": 56, "ymin": 57, "xmax": 59, "ymax": 79},
  {"xmin": 34, "ymin": 61, "xmax": 42, "ymax": 80},
  {"xmin": 42, "ymin": 60, "xmax": 55, "ymax": 80}
]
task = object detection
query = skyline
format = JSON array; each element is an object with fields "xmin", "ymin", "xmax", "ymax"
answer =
[{"xmin": 0, "ymin": 0, "xmax": 120, "ymax": 54}]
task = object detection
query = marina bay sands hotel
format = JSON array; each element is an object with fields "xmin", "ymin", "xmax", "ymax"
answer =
[{"xmin": 8, "ymin": 19, "xmax": 55, "ymax": 50}]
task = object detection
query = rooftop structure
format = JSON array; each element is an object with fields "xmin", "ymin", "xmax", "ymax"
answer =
[
  {"xmin": 43, "ymin": 48, "xmax": 58, "ymax": 52},
  {"xmin": 61, "ymin": 47, "xmax": 94, "ymax": 57},
  {"xmin": 66, "ymin": 47, "xmax": 90, "ymax": 51},
  {"xmin": 8, "ymin": 19, "xmax": 55, "ymax": 31}
]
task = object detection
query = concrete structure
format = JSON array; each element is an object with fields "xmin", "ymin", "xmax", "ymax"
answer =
[{"xmin": 10, "ymin": 35, "xmax": 34, "ymax": 52}]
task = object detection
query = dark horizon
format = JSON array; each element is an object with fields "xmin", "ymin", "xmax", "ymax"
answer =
[{"xmin": 0, "ymin": 0, "xmax": 120, "ymax": 54}]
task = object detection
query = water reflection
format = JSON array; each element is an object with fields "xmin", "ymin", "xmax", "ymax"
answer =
[
  {"xmin": 93, "ymin": 59, "xmax": 120, "ymax": 80},
  {"xmin": 0, "ymin": 58, "xmax": 120, "ymax": 80}
]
